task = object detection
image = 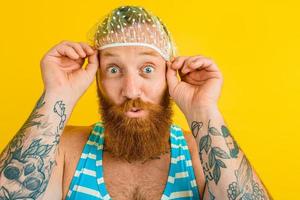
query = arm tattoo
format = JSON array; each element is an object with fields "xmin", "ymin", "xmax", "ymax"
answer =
[
  {"xmin": 0, "ymin": 91, "xmax": 67, "ymax": 199},
  {"xmin": 53, "ymin": 101, "xmax": 66, "ymax": 130},
  {"xmin": 221, "ymin": 125, "xmax": 239, "ymax": 158},
  {"xmin": 192, "ymin": 120, "xmax": 270, "ymax": 199},
  {"xmin": 192, "ymin": 120, "xmax": 233, "ymax": 185},
  {"xmin": 227, "ymin": 156, "xmax": 266, "ymax": 200}
]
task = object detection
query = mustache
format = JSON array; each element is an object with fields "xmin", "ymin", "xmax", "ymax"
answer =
[{"xmin": 111, "ymin": 98, "xmax": 163, "ymax": 114}]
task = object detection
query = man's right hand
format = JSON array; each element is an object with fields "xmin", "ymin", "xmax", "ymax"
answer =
[
  {"xmin": 0, "ymin": 41, "xmax": 99, "ymax": 200},
  {"xmin": 40, "ymin": 40, "xmax": 99, "ymax": 104}
]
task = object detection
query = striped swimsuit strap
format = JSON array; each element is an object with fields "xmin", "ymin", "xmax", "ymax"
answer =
[{"xmin": 66, "ymin": 122, "xmax": 201, "ymax": 200}]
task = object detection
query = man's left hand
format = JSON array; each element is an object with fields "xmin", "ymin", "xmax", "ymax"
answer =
[{"xmin": 166, "ymin": 55, "xmax": 223, "ymax": 118}]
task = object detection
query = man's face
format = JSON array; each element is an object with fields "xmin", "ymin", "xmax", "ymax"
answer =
[
  {"xmin": 96, "ymin": 45, "xmax": 173, "ymax": 163},
  {"xmin": 98, "ymin": 45, "xmax": 168, "ymax": 111}
]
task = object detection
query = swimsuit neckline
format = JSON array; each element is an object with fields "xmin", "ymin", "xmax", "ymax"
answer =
[{"xmin": 96, "ymin": 124, "xmax": 176, "ymax": 199}]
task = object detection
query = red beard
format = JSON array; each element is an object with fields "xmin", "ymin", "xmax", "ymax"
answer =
[{"xmin": 96, "ymin": 86, "xmax": 173, "ymax": 164}]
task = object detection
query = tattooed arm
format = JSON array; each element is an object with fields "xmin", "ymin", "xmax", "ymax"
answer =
[
  {"xmin": 0, "ymin": 41, "xmax": 99, "ymax": 200},
  {"xmin": 0, "ymin": 91, "xmax": 75, "ymax": 200},
  {"xmin": 187, "ymin": 106, "xmax": 273, "ymax": 200},
  {"xmin": 166, "ymin": 55, "xmax": 273, "ymax": 199}
]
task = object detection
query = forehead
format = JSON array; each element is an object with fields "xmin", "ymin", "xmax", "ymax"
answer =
[{"xmin": 99, "ymin": 46, "xmax": 164, "ymax": 60}]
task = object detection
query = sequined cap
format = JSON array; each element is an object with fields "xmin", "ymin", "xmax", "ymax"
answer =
[{"xmin": 87, "ymin": 5, "xmax": 177, "ymax": 61}]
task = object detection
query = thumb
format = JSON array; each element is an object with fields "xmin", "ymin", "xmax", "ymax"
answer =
[
  {"xmin": 166, "ymin": 61, "xmax": 180, "ymax": 95},
  {"xmin": 85, "ymin": 49, "xmax": 99, "ymax": 79}
]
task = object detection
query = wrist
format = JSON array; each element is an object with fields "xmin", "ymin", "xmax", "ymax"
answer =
[
  {"xmin": 186, "ymin": 105, "xmax": 220, "ymax": 122},
  {"xmin": 43, "ymin": 89, "xmax": 77, "ymax": 110}
]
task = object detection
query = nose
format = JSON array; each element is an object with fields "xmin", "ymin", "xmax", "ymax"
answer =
[{"xmin": 121, "ymin": 75, "xmax": 142, "ymax": 100}]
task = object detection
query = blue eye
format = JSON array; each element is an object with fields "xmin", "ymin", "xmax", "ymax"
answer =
[
  {"xmin": 143, "ymin": 65, "xmax": 154, "ymax": 74},
  {"xmin": 108, "ymin": 66, "xmax": 120, "ymax": 74}
]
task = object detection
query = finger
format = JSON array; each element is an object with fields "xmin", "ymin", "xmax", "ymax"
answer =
[
  {"xmin": 189, "ymin": 58, "xmax": 219, "ymax": 72},
  {"xmin": 65, "ymin": 42, "xmax": 86, "ymax": 58},
  {"xmin": 60, "ymin": 64, "xmax": 82, "ymax": 72},
  {"xmin": 170, "ymin": 56, "xmax": 189, "ymax": 70},
  {"xmin": 181, "ymin": 56, "xmax": 201, "ymax": 74},
  {"xmin": 79, "ymin": 42, "xmax": 95, "ymax": 55},
  {"xmin": 166, "ymin": 61, "xmax": 180, "ymax": 95},
  {"xmin": 170, "ymin": 57, "xmax": 176, "ymax": 62},
  {"xmin": 182, "ymin": 56, "xmax": 218, "ymax": 74},
  {"xmin": 85, "ymin": 49, "xmax": 99, "ymax": 78},
  {"xmin": 57, "ymin": 45, "xmax": 80, "ymax": 60}
]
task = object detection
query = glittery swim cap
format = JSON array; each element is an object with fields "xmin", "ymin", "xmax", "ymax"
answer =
[{"xmin": 87, "ymin": 5, "xmax": 177, "ymax": 61}]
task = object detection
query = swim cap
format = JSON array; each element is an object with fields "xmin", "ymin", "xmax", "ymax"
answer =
[{"xmin": 87, "ymin": 5, "xmax": 177, "ymax": 61}]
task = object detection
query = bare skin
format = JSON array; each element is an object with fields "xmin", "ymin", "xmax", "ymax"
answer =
[
  {"xmin": 41, "ymin": 125, "xmax": 204, "ymax": 200},
  {"xmin": 0, "ymin": 40, "xmax": 271, "ymax": 199}
]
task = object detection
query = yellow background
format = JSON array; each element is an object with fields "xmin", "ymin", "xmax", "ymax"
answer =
[{"xmin": 0, "ymin": 0, "xmax": 299, "ymax": 199}]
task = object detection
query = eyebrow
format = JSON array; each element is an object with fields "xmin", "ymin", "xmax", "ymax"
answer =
[
  {"xmin": 102, "ymin": 50, "xmax": 160, "ymax": 57},
  {"xmin": 139, "ymin": 51, "xmax": 160, "ymax": 57}
]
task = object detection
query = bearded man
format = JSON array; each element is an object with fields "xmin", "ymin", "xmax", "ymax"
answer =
[{"xmin": 0, "ymin": 5, "xmax": 272, "ymax": 200}]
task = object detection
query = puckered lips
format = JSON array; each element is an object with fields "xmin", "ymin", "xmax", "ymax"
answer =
[{"xmin": 125, "ymin": 107, "xmax": 148, "ymax": 118}]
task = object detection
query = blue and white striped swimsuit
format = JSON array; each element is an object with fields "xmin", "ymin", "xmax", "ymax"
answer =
[{"xmin": 66, "ymin": 122, "xmax": 201, "ymax": 199}]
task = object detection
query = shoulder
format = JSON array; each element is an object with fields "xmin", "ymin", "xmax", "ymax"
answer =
[
  {"xmin": 62, "ymin": 124, "xmax": 95, "ymax": 137},
  {"xmin": 59, "ymin": 124, "xmax": 97, "ymax": 196},
  {"xmin": 59, "ymin": 123, "xmax": 96, "ymax": 156},
  {"xmin": 42, "ymin": 124, "xmax": 96, "ymax": 199},
  {"xmin": 181, "ymin": 129, "xmax": 197, "ymax": 152},
  {"xmin": 181, "ymin": 128, "xmax": 206, "ymax": 198},
  {"xmin": 60, "ymin": 124, "xmax": 94, "ymax": 147},
  {"xmin": 179, "ymin": 127, "xmax": 198, "ymax": 157}
]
